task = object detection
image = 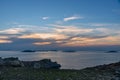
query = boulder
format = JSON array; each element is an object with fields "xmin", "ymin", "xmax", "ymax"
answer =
[
  {"xmin": 34, "ymin": 63, "xmax": 41, "ymax": 69},
  {"xmin": 33, "ymin": 59, "xmax": 61, "ymax": 69},
  {"xmin": 0, "ymin": 57, "xmax": 61, "ymax": 69},
  {"xmin": 40, "ymin": 59, "xmax": 61, "ymax": 69},
  {"xmin": 3, "ymin": 57, "xmax": 24, "ymax": 67}
]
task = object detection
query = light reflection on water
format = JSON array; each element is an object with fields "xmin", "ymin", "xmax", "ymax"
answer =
[{"xmin": 0, "ymin": 51, "xmax": 120, "ymax": 69}]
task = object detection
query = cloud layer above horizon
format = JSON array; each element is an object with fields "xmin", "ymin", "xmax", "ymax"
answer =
[
  {"xmin": 0, "ymin": 23, "xmax": 120, "ymax": 48},
  {"xmin": 0, "ymin": 0, "xmax": 120, "ymax": 50}
]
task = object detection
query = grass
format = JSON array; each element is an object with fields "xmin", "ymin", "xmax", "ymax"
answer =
[{"xmin": 0, "ymin": 67, "xmax": 115, "ymax": 80}]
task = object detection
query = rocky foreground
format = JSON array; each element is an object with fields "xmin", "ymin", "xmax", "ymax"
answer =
[
  {"xmin": 0, "ymin": 57, "xmax": 61, "ymax": 69},
  {"xmin": 0, "ymin": 57, "xmax": 120, "ymax": 80}
]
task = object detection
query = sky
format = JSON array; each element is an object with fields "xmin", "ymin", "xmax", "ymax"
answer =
[{"xmin": 0, "ymin": 0, "xmax": 120, "ymax": 51}]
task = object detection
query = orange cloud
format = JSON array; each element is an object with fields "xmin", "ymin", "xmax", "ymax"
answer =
[
  {"xmin": 54, "ymin": 26, "xmax": 93, "ymax": 34},
  {"xmin": 1, "ymin": 24, "xmax": 120, "ymax": 47},
  {"xmin": 60, "ymin": 36, "xmax": 120, "ymax": 47},
  {"xmin": 0, "ymin": 28, "xmax": 25, "ymax": 34},
  {"xmin": 33, "ymin": 42, "xmax": 51, "ymax": 45},
  {"xmin": 0, "ymin": 39, "xmax": 12, "ymax": 43},
  {"xmin": 0, "ymin": 36, "xmax": 9, "ymax": 39},
  {"xmin": 18, "ymin": 33, "xmax": 68, "ymax": 40}
]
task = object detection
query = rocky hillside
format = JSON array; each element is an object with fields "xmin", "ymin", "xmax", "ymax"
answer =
[
  {"xmin": 0, "ymin": 57, "xmax": 61, "ymax": 69},
  {"xmin": 0, "ymin": 57, "xmax": 120, "ymax": 80}
]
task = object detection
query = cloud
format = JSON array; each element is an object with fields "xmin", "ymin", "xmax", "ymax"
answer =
[
  {"xmin": 60, "ymin": 36, "xmax": 120, "ymax": 47},
  {"xmin": 0, "ymin": 36, "xmax": 9, "ymax": 39},
  {"xmin": 17, "ymin": 24, "xmax": 55, "ymax": 33},
  {"xmin": 33, "ymin": 42, "xmax": 51, "ymax": 45},
  {"xmin": 18, "ymin": 33, "xmax": 69, "ymax": 40},
  {"xmin": 64, "ymin": 15, "xmax": 84, "ymax": 21},
  {"xmin": 90, "ymin": 23, "xmax": 109, "ymax": 27},
  {"xmin": 52, "ymin": 25, "xmax": 120, "ymax": 46},
  {"xmin": 0, "ymin": 39, "xmax": 12, "ymax": 43},
  {"xmin": 0, "ymin": 28, "xmax": 25, "ymax": 34},
  {"xmin": 55, "ymin": 21, "xmax": 63, "ymax": 25},
  {"xmin": 54, "ymin": 26, "xmax": 93, "ymax": 36},
  {"xmin": 89, "ymin": 23, "xmax": 120, "ymax": 27},
  {"xmin": 42, "ymin": 17, "xmax": 49, "ymax": 20},
  {"xmin": 0, "ymin": 24, "xmax": 120, "ymax": 47}
]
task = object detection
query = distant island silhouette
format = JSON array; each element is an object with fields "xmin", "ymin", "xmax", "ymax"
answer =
[
  {"xmin": 106, "ymin": 50, "xmax": 118, "ymax": 53},
  {"xmin": 22, "ymin": 50, "xmax": 36, "ymax": 52}
]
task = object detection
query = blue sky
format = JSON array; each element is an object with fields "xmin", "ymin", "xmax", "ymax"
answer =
[{"xmin": 0, "ymin": 0, "xmax": 120, "ymax": 50}]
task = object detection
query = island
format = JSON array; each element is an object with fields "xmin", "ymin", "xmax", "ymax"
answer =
[
  {"xmin": 106, "ymin": 50, "xmax": 118, "ymax": 53},
  {"xmin": 22, "ymin": 50, "xmax": 36, "ymax": 52},
  {"xmin": 62, "ymin": 50, "xmax": 76, "ymax": 52}
]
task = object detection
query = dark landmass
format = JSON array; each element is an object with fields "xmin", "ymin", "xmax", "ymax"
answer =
[
  {"xmin": 21, "ymin": 49, "xmax": 78, "ymax": 52},
  {"xmin": 62, "ymin": 50, "xmax": 76, "ymax": 52},
  {"xmin": 22, "ymin": 50, "xmax": 36, "ymax": 52},
  {"xmin": 106, "ymin": 50, "xmax": 118, "ymax": 53},
  {"xmin": 0, "ymin": 57, "xmax": 120, "ymax": 80}
]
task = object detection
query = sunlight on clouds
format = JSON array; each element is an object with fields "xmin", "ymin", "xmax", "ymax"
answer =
[
  {"xmin": 0, "ymin": 39, "xmax": 12, "ymax": 43},
  {"xmin": 96, "ymin": 36, "xmax": 120, "ymax": 45},
  {"xmin": 0, "ymin": 35, "xmax": 12, "ymax": 44},
  {"xmin": 56, "ymin": 40, "xmax": 65, "ymax": 43},
  {"xmin": 33, "ymin": 42, "xmax": 51, "ymax": 45},
  {"xmin": 0, "ymin": 28, "xmax": 25, "ymax": 34},
  {"xmin": 18, "ymin": 33, "xmax": 68, "ymax": 40},
  {"xmin": 54, "ymin": 26, "xmax": 93, "ymax": 35},
  {"xmin": 0, "ymin": 24, "xmax": 120, "ymax": 47},
  {"xmin": 0, "ymin": 36, "xmax": 9, "ymax": 39},
  {"xmin": 70, "ymin": 37, "xmax": 96, "ymax": 41},
  {"xmin": 60, "ymin": 37, "xmax": 98, "ymax": 47},
  {"xmin": 60, "ymin": 36, "xmax": 120, "ymax": 47},
  {"xmin": 95, "ymin": 28, "xmax": 113, "ymax": 35},
  {"xmin": 60, "ymin": 41, "xmax": 87, "ymax": 47}
]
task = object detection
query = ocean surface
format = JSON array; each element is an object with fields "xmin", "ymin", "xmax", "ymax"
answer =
[{"xmin": 0, "ymin": 51, "xmax": 120, "ymax": 69}]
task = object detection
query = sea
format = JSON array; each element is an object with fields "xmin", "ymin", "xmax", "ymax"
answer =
[{"xmin": 0, "ymin": 51, "xmax": 120, "ymax": 69}]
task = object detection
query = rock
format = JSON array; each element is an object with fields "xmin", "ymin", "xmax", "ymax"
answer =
[
  {"xmin": 3, "ymin": 57, "xmax": 24, "ymax": 67},
  {"xmin": 40, "ymin": 59, "xmax": 61, "ymax": 69},
  {"xmin": 115, "ymin": 68, "xmax": 120, "ymax": 75},
  {"xmin": 33, "ymin": 59, "xmax": 61, "ymax": 69},
  {"xmin": 0, "ymin": 57, "xmax": 61, "ymax": 69},
  {"xmin": 111, "ymin": 77, "xmax": 120, "ymax": 80},
  {"xmin": 0, "ymin": 57, "xmax": 4, "ymax": 66},
  {"xmin": 56, "ymin": 78, "xmax": 61, "ymax": 80},
  {"xmin": 34, "ymin": 63, "xmax": 41, "ymax": 69}
]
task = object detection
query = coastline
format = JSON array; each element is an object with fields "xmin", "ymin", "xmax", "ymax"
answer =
[
  {"xmin": 0, "ymin": 50, "xmax": 120, "ymax": 69},
  {"xmin": 0, "ymin": 58, "xmax": 120, "ymax": 80}
]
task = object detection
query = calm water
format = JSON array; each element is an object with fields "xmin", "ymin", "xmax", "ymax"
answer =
[{"xmin": 0, "ymin": 51, "xmax": 120, "ymax": 69}]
